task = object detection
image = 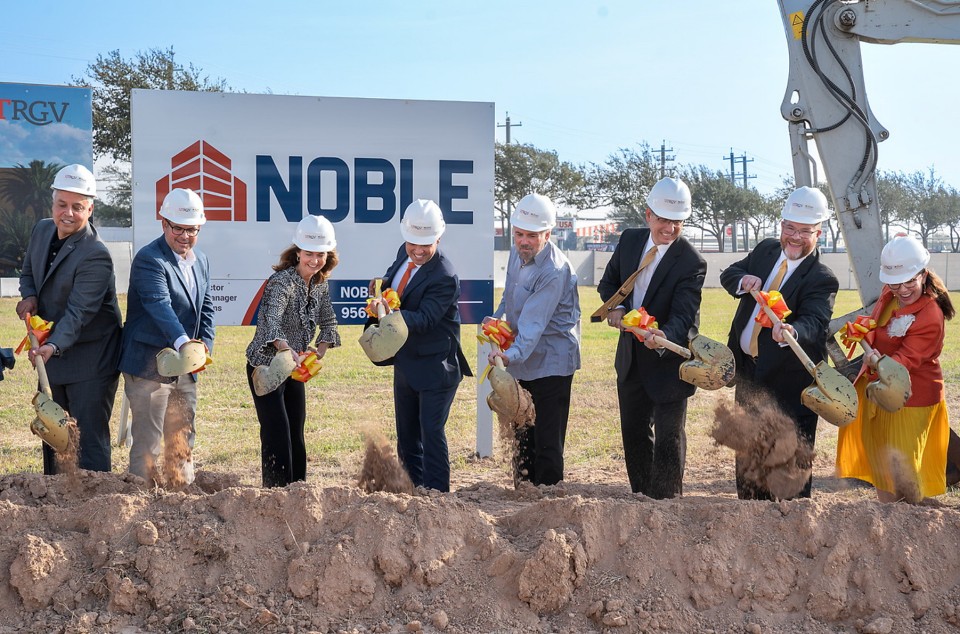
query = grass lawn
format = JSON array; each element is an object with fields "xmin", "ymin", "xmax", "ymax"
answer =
[{"xmin": 1, "ymin": 288, "xmax": 957, "ymax": 494}]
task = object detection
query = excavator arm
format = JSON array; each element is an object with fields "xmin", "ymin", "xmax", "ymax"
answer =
[{"xmin": 778, "ymin": 0, "xmax": 960, "ymax": 310}]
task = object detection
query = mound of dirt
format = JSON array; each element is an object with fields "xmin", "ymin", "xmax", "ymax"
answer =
[{"xmin": 1, "ymin": 468, "xmax": 960, "ymax": 634}]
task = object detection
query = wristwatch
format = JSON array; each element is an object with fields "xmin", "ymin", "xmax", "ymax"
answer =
[{"xmin": 46, "ymin": 343, "xmax": 61, "ymax": 357}]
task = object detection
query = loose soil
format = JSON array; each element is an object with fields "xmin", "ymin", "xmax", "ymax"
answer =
[{"xmin": 2, "ymin": 405, "xmax": 960, "ymax": 634}]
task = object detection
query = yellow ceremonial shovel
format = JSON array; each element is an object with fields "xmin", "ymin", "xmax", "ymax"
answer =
[{"xmin": 750, "ymin": 290, "xmax": 857, "ymax": 427}]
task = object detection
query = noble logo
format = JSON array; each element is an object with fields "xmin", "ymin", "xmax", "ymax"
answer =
[{"xmin": 155, "ymin": 141, "xmax": 247, "ymax": 222}]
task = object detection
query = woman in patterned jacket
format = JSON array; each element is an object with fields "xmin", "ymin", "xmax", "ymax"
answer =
[{"xmin": 245, "ymin": 216, "xmax": 341, "ymax": 487}]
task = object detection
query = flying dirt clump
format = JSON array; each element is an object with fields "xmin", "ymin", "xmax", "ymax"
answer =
[
  {"xmin": 357, "ymin": 432, "xmax": 415, "ymax": 494},
  {"xmin": 711, "ymin": 399, "xmax": 815, "ymax": 499}
]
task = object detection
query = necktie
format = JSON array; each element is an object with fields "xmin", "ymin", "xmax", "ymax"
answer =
[
  {"xmin": 749, "ymin": 259, "xmax": 788, "ymax": 357},
  {"xmin": 637, "ymin": 246, "xmax": 658, "ymax": 274},
  {"xmin": 589, "ymin": 246, "xmax": 659, "ymax": 322},
  {"xmin": 396, "ymin": 262, "xmax": 416, "ymax": 296}
]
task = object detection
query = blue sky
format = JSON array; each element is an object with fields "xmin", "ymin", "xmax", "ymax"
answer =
[{"xmin": 4, "ymin": 1, "xmax": 959, "ymax": 198}]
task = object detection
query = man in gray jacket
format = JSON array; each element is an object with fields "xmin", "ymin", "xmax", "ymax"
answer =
[{"xmin": 17, "ymin": 164, "xmax": 122, "ymax": 474}]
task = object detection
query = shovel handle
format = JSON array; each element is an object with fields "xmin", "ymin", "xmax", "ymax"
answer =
[
  {"xmin": 749, "ymin": 290, "xmax": 817, "ymax": 376},
  {"xmin": 24, "ymin": 314, "xmax": 53, "ymax": 398},
  {"xmin": 373, "ymin": 278, "xmax": 386, "ymax": 320},
  {"xmin": 625, "ymin": 327, "xmax": 692, "ymax": 359}
]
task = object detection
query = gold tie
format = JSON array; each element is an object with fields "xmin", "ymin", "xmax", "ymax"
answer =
[
  {"xmin": 590, "ymin": 247, "xmax": 659, "ymax": 322},
  {"xmin": 637, "ymin": 247, "xmax": 658, "ymax": 274},
  {"xmin": 749, "ymin": 260, "xmax": 788, "ymax": 357}
]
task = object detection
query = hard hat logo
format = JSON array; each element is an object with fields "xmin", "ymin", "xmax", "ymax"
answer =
[
  {"xmin": 511, "ymin": 193, "xmax": 557, "ymax": 231},
  {"xmin": 879, "ymin": 235, "xmax": 929, "ymax": 284},
  {"xmin": 781, "ymin": 186, "xmax": 830, "ymax": 224},
  {"xmin": 401, "ymin": 199, "xmax": 445, "ymax": 245},
  {"xmin": 51, "ymin": 164, "xmax": 96, "ymax": 197},
  {"xmin": 646, "ymin": 177, "xmax": 692, "ymax": 221},
  {"xmin": 160, "ymin": 189, "xmax": 207, "ymax": 226},
  {"xmin": 294, "ymin": 215, "xmax": 337, "ymax": 251}
]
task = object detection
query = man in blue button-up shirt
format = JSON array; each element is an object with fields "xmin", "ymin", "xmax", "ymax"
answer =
[{"xmin": 489, "ymin": 194, "xmax": 581, "ymax": 486}]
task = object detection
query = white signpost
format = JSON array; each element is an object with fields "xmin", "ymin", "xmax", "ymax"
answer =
[{"xmin": 131, "ymin": 90, "xmax": 496, "ymax": 455}]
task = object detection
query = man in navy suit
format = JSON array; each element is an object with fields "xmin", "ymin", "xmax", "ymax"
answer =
[
  {"xmin": 720, "ymin": 186, "xmax": 839, "ymax": 500},
  {"xmin": 596, "ymin": 177, "xmax": 706, "ymax": 499},
  {"xmin": 368, "ymin": 199, "xmax": 472, "ymax": 492},
  {"xmin": 17, "ymin": 164, "xmax": 122, "ymax": 474},
  {"xmin": 119, "ymin": 188, "xmax": 216, "ymax": 487}
]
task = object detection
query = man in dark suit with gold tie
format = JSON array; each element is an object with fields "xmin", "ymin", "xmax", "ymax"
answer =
[
  {"xmin": 720, "ymin": 186, "xmax": 840, "ymax": 500},
  {"xmin": 596, "ymin": 177, "xmax": 707, "ymax": 499}
]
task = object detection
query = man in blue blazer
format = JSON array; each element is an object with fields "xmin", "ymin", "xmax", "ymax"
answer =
[
  {"xmin": 367, "ymin": 199, "xmax": 472, "ymax": 492},
  {"xmin": 17, "ymin": 164, "xmax": 122, "ymax": 474},
  {"xmin": 119, "ymin": 188, "xmax": 216, "ymax": 487}
]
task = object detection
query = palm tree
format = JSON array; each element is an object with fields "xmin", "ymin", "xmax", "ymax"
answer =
[
  {"xmin": 0, "ymin": 207, "xmax": 35, "ymax": 276},
  {"xmin": 0, "ymin": 160, "xmax": 63, "ymax": 222}
]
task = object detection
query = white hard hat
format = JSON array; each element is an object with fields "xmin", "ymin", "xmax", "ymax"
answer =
[
  {"xmin": 400, "ymin": 199, "xmax": 445, "ymax": 245},
  {"xmin": 294, "ymin": 215, "xmax": 336, "ymax": 251},
  {"xmin": 511, "ymin": 193, "xmax": 557, "ymax": 232},
  {"xmin": 879, "ymin": 235, "xmax": 930, "ymax": 284},
  {"xmin": 160, "ymin": 188, "xmax": 206, "ymax": 226},
  {"xmin": 646, "ymin": 177, "xmax": 692, "ymax": 221},
  {"xmin": 782, "ymin": 186, "xmax": 831, "ymax": 224},
  {"xmin": 51, "ymin": 164, "xmax": 96, "ymax": 197}
]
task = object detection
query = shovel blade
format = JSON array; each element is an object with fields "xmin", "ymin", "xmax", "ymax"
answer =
[
  {"xmin": 679, "ymin": 335, "xmax": 736, "ymax": 390},
  {"xmin": 359, "ymin": 311, "xmax": 409, "ymax": 363},
  {"xmin": 865, "ymin": 355, "xmax": 911, "ymax": 413},
  {"xmin": 801, "ymin": 362, "xmax": 858, "ymax": 427},
  {"xmin": 32, "ymin": 392, "xmax": 71, "ymax": 452}
]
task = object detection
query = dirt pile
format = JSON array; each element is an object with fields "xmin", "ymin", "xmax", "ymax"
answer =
[{"xmin": 1, "ymin": 469, "xmax": 960, "ymax": 633}]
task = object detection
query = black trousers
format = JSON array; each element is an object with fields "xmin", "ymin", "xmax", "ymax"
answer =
[
  {"xmin": 515, "ymin": 374, "xmax": 573, "ymax": 487},
  {"xmin": 42, "ymin": 373, "xmax": 119, "ymax": 475},
  {"xmin": 734, "ymin": 356, "xmax": 817, "ymax": 500},
  {"xmin": 246, "ymin": 364, "xmax": 307, "ymax": 488},
  {"xmin": 617, "ymin": 377, "xmax": 687, "ymax": 499}
]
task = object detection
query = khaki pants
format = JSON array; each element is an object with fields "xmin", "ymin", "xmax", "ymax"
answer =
[{"xmin": 124, "ymin": 372, "xmax": 197, "ymax": 486}]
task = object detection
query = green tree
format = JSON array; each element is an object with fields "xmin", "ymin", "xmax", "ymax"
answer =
[
  {"xmin": 940, "ymin": 186, "xmax": 960, "ymax": 251},
  {"xmin": 495, "ymin": 142, "xmax": 592, "ymax": 239},
  {"xmin": 685, "ymin": 166, "xmax": 752, "ymax": 253},
  {"xmin": 94, "ymin": 164, "xmax": 132, "ymax": 227},
  {"xmin": 742, "ymin": 191, "xmax": 781, "ymax": 249},
  {"xmin": 0, "ymin": 160, "xmax": 62, "ymax": 221},
  {"xmin": 588, "ymin": 143, "xmax": 660, "ymax": 229},
  {"xmin": 879, "ymin": 168, "xmax": 952, "ymax": 248},
  {"xmin": 0, "ymin": 207, "xmax": 35, "ymax": 275},
  {"xmin": 70, "ymin": 47, "xmax": 229, "ymax": 162}
]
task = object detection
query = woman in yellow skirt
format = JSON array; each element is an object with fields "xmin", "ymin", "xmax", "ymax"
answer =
[{"xmin": 836, "ymin": 235, "xmax": 954, "ymax": 502}]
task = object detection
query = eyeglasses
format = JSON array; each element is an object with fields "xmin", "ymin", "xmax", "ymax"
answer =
[
  {"xmin": 780, "ymin": 222, "xmax": 818, "ymax": 238},
  {"xmin": 165, "ymin": 221, "xmax": 200, "ymax": 237},
  {"xmin": 888, "ymin": 272, "xmax": 924, "ymax": 291},
  {"xmin": 650, "ymin": 212, "xmax": 684, "ymax": 227}
]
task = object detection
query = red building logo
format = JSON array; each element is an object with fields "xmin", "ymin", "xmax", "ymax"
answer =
[{"xmin": 155, "ymin": 141, "xmax": 247, "ymax": 221}]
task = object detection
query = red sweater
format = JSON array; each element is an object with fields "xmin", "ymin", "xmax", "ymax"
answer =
[{"xmin": 857, "ymin": 287, "xmax": 945, "ymax": 407}]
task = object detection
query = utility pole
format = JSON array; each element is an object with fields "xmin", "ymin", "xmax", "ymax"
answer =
[
  {"xmin": 497, "ymin": 112, "xmax": 522, "ymax": 144},
  {"xmin": 724, "ymin": 149, "xmax": 737, "ymax": 184},
  {"xmin": 738, "ymin": 153, "xmax": 755, "ymax": 189},
  {"xmin": 723, "ymin": 150, "xmax": 737, "ymax": 251},
  {"xmin": 497, "ymin": 112, "xmax": 523, "ymax": 249},
  {"xmin": 658, "ymin": 141, "xmax": 675, "ymax": 179}
]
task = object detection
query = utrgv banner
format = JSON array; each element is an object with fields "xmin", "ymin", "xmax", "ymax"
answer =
[
  {"xmin": 0, "ymin": 82, "xmax": 92, "ymax": 276},
  {"xmin": 131, "ymin": 90, "xmax": 494, "ymax": 326}
]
